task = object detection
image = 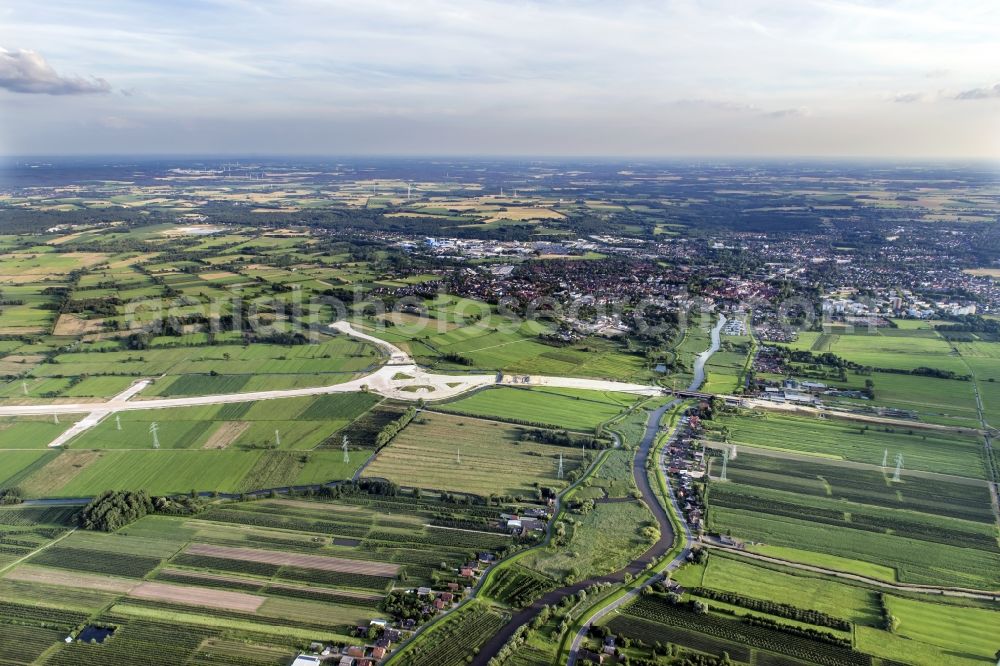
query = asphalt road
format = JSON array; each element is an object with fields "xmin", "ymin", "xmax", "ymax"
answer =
[{"xmin": 0, "ymin": 321, "xmax": 665, "ymax": 449}]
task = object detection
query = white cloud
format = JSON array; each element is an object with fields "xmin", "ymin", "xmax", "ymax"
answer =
[
  {"xmin": 954, "ymin": 83, "xmax": 1000, "ymax": 100},
  {"xmin": 0, "ymin": 1, "xmax": 998, "ymax": 156},
  {"xmin": 0, "ymin": 47, "xmax": 110, "ymax": 94}
]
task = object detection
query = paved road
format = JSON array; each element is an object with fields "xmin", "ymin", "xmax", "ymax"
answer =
[
  {"xmin": 0, "ymin": 322, "xmax": 663, "ymax": 425},
  {"xmin": 0, "ymin": 322, "xmax": 665, "ymax": 454}
]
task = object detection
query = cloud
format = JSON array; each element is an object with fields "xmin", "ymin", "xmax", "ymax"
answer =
[
  {"xmin": 761, "ymin": 107, "xmax": 810, "ymax": 119},
  {"xmin": 954, "ymin": 83, "xmax": 1000, "ymax": 100},
  {"xmin": 0, "ymin": 47, "xmax": 111, "ymax": 94},
  {"xmin": 892, "ymin": 92, "xmax": 923, "ymax": 103}
]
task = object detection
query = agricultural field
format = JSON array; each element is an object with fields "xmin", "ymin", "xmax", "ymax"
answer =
[
  {"xmin": 436, "ymin": 386, "xmax": 638, "ymax": 432},
  {"xmin": 9, "ymin": 393, "xmax": 382, "ymax": 497},
  {"xmin": 953, "ymin": 341, "xmax": 1000, "ymax": 424},
  {"xmin": 0, "ymin": 415, "xmax": 86, "ymax": 449},
  {"xmin": 362, "ymin": 411, "xmax": 588, "ymax": 497},
  {"xmin": 671, "ymin": 553, "xmax": 881, "ymax": 624},
  {"xmin": 701, "ymin": 348, "xmax": 751, "ymax": 394},
  {"xmin": 704, "ymin": 450, "xmax": 1000, "ymax": 589},
  {"xmin": 389, "ymin": 601, "xmax": 509, "ymax": 666},
  {"xmin": 706, "ymin": 411, "xmax": 987, "ymax": 479},
  {"xmin": 36, "ymin": 336, "xmax": 377, "ymax": 382},
  {"xmin": 780, "ymin": 326, "xmax": 979, "ymax": 377},
  {"xmin": 0, "ymin": 489, "xmax": 523, "ymax": 665},
  {"xmin": 701, "ymin": 320, "xmax": 753, "ymax": 394},
  {"xmin": 605, "ymin": 547, "xmax": 1000, "ymax": 666},
  {"xmin": 0, "ymin": 449, "xmax": 58, "ymax": 489},
  {"xmin": 753, "ymin": 366, "xmax": 985, "ymax": 428},
  {"xmin": 0, "ymin": 504, "xmax": 77, "ymax": 571}
]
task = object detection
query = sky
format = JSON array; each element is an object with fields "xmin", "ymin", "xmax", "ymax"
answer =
[{"xmin": 1, "ymin": 0, "xmax": 998, "ymax": 158}]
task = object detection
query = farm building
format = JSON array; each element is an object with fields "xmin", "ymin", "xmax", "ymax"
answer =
[{"xmin": 291, "ymin": 656, "xmax": 322, "ymax": 666}]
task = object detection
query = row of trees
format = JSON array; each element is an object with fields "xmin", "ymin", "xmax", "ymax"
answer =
[
  {"xmin": 374, "ymin": 406, "xmax": 418, "ymax": 449},
  {"xmin": 688, "ymin": 587, "xmax": 850, "ymax": 630},
  {"xmin": 521, "ymin": 428, "xmax": 603, "ymax": 449}
]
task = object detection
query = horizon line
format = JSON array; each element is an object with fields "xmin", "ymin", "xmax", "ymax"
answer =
[{"xmin": 3, "ymin": 153, "xmax": 1000, "ymax": 165}]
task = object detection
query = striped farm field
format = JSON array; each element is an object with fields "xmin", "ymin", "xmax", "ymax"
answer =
[
  {"xmin": 711, "ymin": 411, "xmax": 986, "ymax": 478},
  {"xmin": 182, "ymin": 543, "xmax": 399, "ymax": 577},
  {"xmin": 362, "ymin": 411, "xmax": 586, "ymax": 495}
]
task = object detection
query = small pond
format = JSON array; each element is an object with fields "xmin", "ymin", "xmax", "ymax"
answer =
[{"xmin": 77, "ymin": 625, "xmax": 116, "ymax": 644}]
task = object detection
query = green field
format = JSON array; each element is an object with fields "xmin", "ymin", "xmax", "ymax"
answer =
[
  {"xmin": 708, "ymin": 411, "xmax": 987, "ymax": 478},
  {"xmin": 0, "ymin": 490, "xmax": 525, "ymax": 664},
  {"xmin": 70, "ymin": 393, "xmax": 380, "ymax": 451},
  {"xmin": 0, "ymin": 393, "xmax": 380, "ymax": 497},
  {"xmin": 703, "ymin": 435, "xmax": 1000, "ymax": 589},
  {"xmin": 8, "ymin": 394, "xmax": 384, "ymax": 497},
  {"xmin": 0, "ymin": 415, "xmax": 86, "ymax": 449},
  {"xmin": 37, "ymin": 337, "xmax": 376, "ymax": 379},
  {"xmin": 0, "ymin": 449, "xmax": 55, "ymax": 487},
  {"xmin": 519, "ymin": 449, "xmax": 654, "ymax": 583},
  {"xmin": 362, "ymin": 411, "xmax": 586, "ymax": 496},
  {"xmin": 673, "ymin": 553, "xmax": 880, "ymax": 623},
  {"xmin": 436, "ymin": 386, "xmax": 638, "ymax": 431},
  {"xmin": 854, "ymin": 593, "xmax": 1000, "ymax": 666}
]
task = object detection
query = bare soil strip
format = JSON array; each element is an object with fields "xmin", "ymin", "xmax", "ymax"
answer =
[
  {"xmin": 185, "ymin": 543, "xmax": 399, "ymax": 577},
  {"xmin": 202, "ymin": 420, "xmax": 250, "ymax": 449},
  {"xmin": 5, "ymin": 564, "xmax": 138, "ymax": 594},
  {"xmin": 130, "ymin": 580, "xmax": 265, "ymax": 612},
  {"xmin": 20, "ymin": 450, "xmax": 102, "ymax": 495},
  {"xmin": 159, "ymin": 567, "xmax": 382, "ymax": 600}
]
